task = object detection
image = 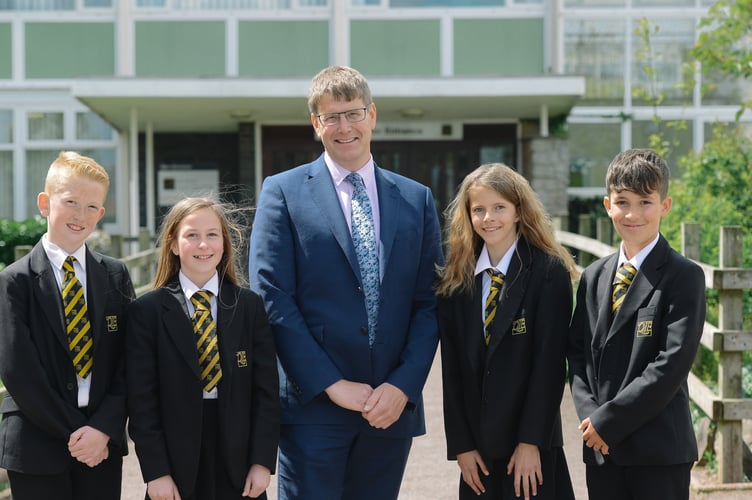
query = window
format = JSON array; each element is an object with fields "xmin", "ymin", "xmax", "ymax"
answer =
[
  {"xmin": 76, "ymin": 111, "xmax": 114, "ymax": 141},
  {"xmin": 0, "ymin": 110, "xmax": 11, "ymax": 143},
  {"xmin": 0, "ymin": 151, "xmax": 12, "ymax": 218},
  {"xmin": 27, "ymin": 112, "xmax": 63, "ymax": 141},
  {"xmin": 564, "ymin": 19, "xmax": 625, "ymax": 103}
]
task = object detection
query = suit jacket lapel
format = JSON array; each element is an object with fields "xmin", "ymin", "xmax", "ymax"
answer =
[
  {"xmin": 305, "ymin": 158, "xmax": 362, "ymax": 282},
  {"xmin": 30, "ymin": 243, "xmax": 69, "ymax": 355},
  {"xmin": 163, "ymin": 279, "xmax": 201, "ymax": 378},
  {"xmin": 375, "ymin": 166, "xmax": 399, "ymax": 283}
]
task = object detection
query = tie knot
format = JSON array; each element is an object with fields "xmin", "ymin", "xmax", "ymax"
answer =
[
  {"xmin": 486, "ymin": 268, "xmax": 505, "ymax": 289},
  {"xmin": 63, "ymin": 256, "xmax": 77, "ymax": 273},
  {"xmin": 191, "ymin": 290, "xmax": 213, "ymax": 311},
  {"xmin": 613, "ymin": 263, "xmax": 637, "ymax": 286},
  {"xmin": 346, "ymin": 172, "xmax": 365, "ymax": 190}
]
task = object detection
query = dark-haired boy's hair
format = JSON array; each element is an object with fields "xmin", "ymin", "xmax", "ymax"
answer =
[{"xmin": 606, "ymin": 149, "xmax": 669, "ymax": 199}]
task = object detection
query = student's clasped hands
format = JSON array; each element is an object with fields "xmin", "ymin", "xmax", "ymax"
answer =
[
  {"xmin": 579, "ymin": 417, "xmax": 610, "ymax": 455},
  {"xmin": 68, "ymin": 425, "xmax": 109, "ymax": 467}
]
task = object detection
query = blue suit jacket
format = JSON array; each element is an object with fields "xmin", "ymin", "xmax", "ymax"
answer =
[{"xmin": 249, "ymin": 154, "xmax": 443, "ymax": 438}]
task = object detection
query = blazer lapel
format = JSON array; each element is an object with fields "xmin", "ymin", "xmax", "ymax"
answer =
[
  {"xmin": 593, "ymin": 255, "xmax": 618, "ymax": 346},
  {"xmin": 608, "ymin": 237, "xmax": 668, "ymax": 337},
  {"xmin": 162, "ymin": 280, "xmax": 201, "ymax": 378},
  {"xmin": 29, "ymin": 244, "xmax": 70, "ymax": 355},
  {"xmin": 464, "ymin": 274, "xmax": 485, "ymax": 379},
  {"xmin": 85, "ymin": 249, "xmax": 108, "ymax": 355},
  {"xmin": 486, "ymin": 244, "xmax": 530, "ymax": 355},
  {"xmin": 305, "ymin": 159, "xmax": 362, "ymax": 282},
  {"xmin": 216, "ymin": 283, "xmax": 238, "ymax": 390}
]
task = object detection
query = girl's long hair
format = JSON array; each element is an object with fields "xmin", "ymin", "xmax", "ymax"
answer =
[{"xmin": 437, "ymin": 163, "xmax": 577, "ymax": 297}]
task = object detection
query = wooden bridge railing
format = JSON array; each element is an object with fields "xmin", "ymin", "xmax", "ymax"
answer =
[{"xmin": 555, "ymin": 216, "xmax": 752, "ymax": 483}]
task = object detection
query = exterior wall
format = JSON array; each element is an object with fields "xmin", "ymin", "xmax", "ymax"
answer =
[
  {"xmin": 238, "ymin": 21, "xmax": 328, "ymax": 77},
  {"xmin": 25, "ymin": 22, "xmax": 115, "ymax": 78},
  {"xmin": 135, "ymin": 21, "xmax": 225, "ymax": 77},
  {"xmin": 350, "ymin": 19, "xmax": 441, "ymax": 76},
  {"xmin": 454, "ymin": 18, "xmax": 544, "ymax": 76}
]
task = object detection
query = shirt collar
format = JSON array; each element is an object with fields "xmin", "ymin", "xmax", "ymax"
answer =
[
  {"xmin": 618, "ymin": 233, "xmax": 660, "ymax": 270},
  {"xmin": 324, "ymin": 151, "xmax": 376, "ymax": 189},
  {"xmin": 178, "ymin": 270, "xmax": 219, "ymax": 299},
  {"xmin": 41, "ymin": 233, "xmax": 87, "ymax": 272},
  {"xmin": 474, "ymin": 238, "xmax": 518, "ymax": 277}
]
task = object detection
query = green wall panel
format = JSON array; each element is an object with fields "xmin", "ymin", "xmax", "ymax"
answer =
[
  {"xmin": 454, "ymin": 18, "xmax": 544, "ymax": 76},
  {"xmin": 25, "ymin": 23, "xmax": 114, "ymax": 79},
  {"xmin": 239, "ymin": 21, "xmax": 328, "ymax": 77},
  {"xmin": 351, "ymin": 20, "xmax": 440, "ymax": 76},
  {"xmin": 136, "ymin": 21, "xmax": 225, "ymax": 77},
  {"xmin": 0, "ymin": 23, "xmax": 10, "ymax": 79}
]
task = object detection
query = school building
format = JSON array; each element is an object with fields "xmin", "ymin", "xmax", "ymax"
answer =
[{"xmin": 0, "ymin": 0, "xmax": 746, "ymax": 237}]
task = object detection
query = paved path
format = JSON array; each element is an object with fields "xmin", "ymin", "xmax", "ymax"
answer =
[{"xmin": 121, "ymin": 352, "xmax": 588, "ymax": 499}]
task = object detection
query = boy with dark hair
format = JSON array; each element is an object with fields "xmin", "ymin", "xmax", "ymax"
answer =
[
  {"xmin": 0, "ymin": 151, "xmax": 134, "ymax": 500},
  {"xmin": 568, "ymin": 148, "xmax": 706, "ymax": 500}
]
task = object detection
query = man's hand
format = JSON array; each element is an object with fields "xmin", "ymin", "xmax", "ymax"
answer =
[
  {"xmin": 325, "ymin": 379, "xmax": 374, "ymax": 412},
  {"xmin": 68, "ymin": 425, "xmax": 110, "ymax": 467},
  {"xmin": 361, "ymin": 382, "xmax": 408, "ymax": 429}
]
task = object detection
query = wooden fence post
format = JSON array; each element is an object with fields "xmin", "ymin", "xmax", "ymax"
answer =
[
  {"xmin": 596, "ymin": 217, "xmax": 612, "ymax": 246},
  {"xmin": 716, "ymin": 226, "xmax": 744, "ymax": 483},
  {"xmin": 681, "ymin": 222, "xmax": 701, "ymax": 261},
  {"xmin": 110, "ymin": 234, "xmax": 123, "ymax": 259}
]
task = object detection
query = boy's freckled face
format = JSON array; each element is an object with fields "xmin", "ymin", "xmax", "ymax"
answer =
[
  {"xmin": 37, "ymin": 176, "xmax": 106, "ymax": 254},
  {"xmin": 604, "ymin": 189, "xmax": 672, "ymax": 256}
]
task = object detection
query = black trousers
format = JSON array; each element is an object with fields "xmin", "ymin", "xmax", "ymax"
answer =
[{"xmin": 8, "ymin": 453, "xmax": 122, "ymax": 500}]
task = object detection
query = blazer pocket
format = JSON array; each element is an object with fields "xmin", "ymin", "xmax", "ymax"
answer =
[{"xmin": 634, "ymin": 306, "xmax": 656, "ymax": 338}]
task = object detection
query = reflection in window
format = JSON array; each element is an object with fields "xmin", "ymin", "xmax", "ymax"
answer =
[
  {"xmin": 631, "ymin": 120, "xmax": 692, "ymax": 174},
  {"xmin": 0, "ymin": 0, "xmax": 74, "ymax": 10},
  {"xmin": 631, "ymin": 19, "xmax": 693, "ymax": 106},
  {"xmin": 83, "ymin": 0, "xmax": 112, "ymax": 6},
  {"xmin": 25, "ymin": 150, "xmax": 57, "ymax": 218},
  {"xmin": 0, "ymin": 151, "xmax": 11, "ymax": 218},
  {"xmin": 564, "ymin": 0, "xmax": 625, "ymax": 6},
  {"xmin": 28, "ymin": 112, "xmax": 63, "ymax": 141},
  {"xmin": 564, "ymin": 19, "xmax": 625, "ymax": 103},
  {"xmin": 76, "ymin": 112, "xmax": 113, "ymax": 141},
  {"xmin": 568, "ymin": 122, "xmax": 621, "ymax": 187},
  {"xmin": 0, "ymin": 110, "xmax": 11, "ymax": 144}
]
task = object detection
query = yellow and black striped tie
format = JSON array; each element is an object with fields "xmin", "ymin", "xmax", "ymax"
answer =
[
  {"xmin": 62, "ymin": 256, "xmax": 93, "ymax": 378},
  {"xmin": 484, "ymin": 269, "xmax": 505, "ymax": 346},
  {"xmin": 612, "ymin": 263, "xmax": 637, "ymax": 313},
  {"xmin": 191, "ymin": 291, "xmax": 222, "ymax": 392}
]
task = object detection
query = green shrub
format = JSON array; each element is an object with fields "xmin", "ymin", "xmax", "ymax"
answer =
[{"xmin": 0, "ymin": 217, "xmax": 47, "ymax": 269}]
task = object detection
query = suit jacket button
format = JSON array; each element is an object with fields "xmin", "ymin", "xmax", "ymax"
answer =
[
  {"xmin": 360, "ymin": 327, "xmax": 368, "ymax": 335},
  {"xmin": 66, "ymin": 382, "xmax": 75, "ymax": 391},
  {"xmin": 357, "ymin": 286, "xmax": 363, "ymax": 293}
]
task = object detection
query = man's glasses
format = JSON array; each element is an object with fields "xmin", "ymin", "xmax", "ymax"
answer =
[{"xmin": 316, "ymin": 107, "xmax": 368, "ymax": 127}]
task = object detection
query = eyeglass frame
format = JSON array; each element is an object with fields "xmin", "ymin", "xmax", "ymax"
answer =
[{"xmin": 315, "ymin": 107, "xmax": 369, "ymax": 127}]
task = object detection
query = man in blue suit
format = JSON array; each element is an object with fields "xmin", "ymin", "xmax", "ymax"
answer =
[{"xmin": 249, "ymin": 65, "xmax": 443, "ymax": 500}]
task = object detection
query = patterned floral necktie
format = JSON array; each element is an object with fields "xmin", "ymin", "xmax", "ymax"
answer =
[
  {"xmin": 347, "ymin": 172, "xmax": 380, "ymax": 346},
  {"xmin": 190, "ymin": 290, "xmax": 222, "ymax": 392},
  {"xmin": 62, "ymin": 256, "xmax": 93, "ymax": 378},
  {"xmin": 612, "ymin": 263, "xmax": 637, "ymax": 313},
  {"xmin": 484, "ymin": 269, "xmax": 505, "ymax": 346}
]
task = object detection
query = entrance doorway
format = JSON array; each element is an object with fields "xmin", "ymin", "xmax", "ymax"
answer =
[{"xmin": 261, "ymin": 123, "xmax": 517, "ymax": 217}]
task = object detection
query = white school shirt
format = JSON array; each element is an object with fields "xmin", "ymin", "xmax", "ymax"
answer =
[{"xmin": 474, "ymin": 239, "xmax": 518, "ymax": 339}]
